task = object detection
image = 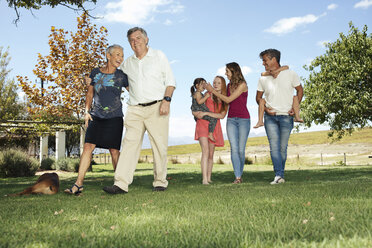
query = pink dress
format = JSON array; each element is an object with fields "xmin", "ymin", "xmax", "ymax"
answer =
[{"xmin": 194, "ymin": 96, "xmax": 224, "ymax": 147}]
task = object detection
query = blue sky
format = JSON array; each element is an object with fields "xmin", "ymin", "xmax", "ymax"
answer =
[{"xmin": 1, "ymin": 0, "xmax": 372, "ymax": 146}]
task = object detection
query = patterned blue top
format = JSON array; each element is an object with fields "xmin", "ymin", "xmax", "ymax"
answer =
[{"xmin": 89, "ymin": 68, "xmax": 129, "ymax": 119}]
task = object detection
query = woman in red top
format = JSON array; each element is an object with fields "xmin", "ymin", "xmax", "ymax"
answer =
[
  {"xmin": 193, "ymin": 76, "xmax": 228, "ymax": 184},
  {"xmin": 205, "ymin": 62, "xmax": 250, "ymax": 184}
]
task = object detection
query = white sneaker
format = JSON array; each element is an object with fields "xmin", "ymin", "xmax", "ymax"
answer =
[{"xmin": 270, "ymin": 176, "xmax": 285, "ymax": 185}]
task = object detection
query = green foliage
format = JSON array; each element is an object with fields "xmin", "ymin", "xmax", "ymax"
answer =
[
  {"xmin": 7, "ymin": 0, "xmax": 97, "ymax": 10},
  {"xmin": 7, "ymin": 1, "xmax": 98, "ymax": 24},
  {"xmin": 170, "ymin": 157, "xmax": 181, "ymax": 164},
  {"xmin": 244, "ymin": 156, "xmax": 253, "ymax": 164},
  {"xmin": 0, "ymin": 47, "xmax": 25, "ymax": 121},
  {"xmin": 216, "ymin": 156, "xmax": 224, "ymax": 164},
  {"xmin": 302, "ymin": 23, "xmax": 372, "ymax": 139},
  {"xmin": 0, "ymin": 149, "xmax": 38, "ymax": 177},
  {"xmin": 55, "ymin": 157, "xmax": 79, "ymax": 172},
  {"xmin": 40, "ymin": 157, "xmax": 55, "ymax": 170}
]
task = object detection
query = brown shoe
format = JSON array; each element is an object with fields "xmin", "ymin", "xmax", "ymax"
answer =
[{"xmin": 232, "ymin": 178, "xmax": 242, "ymax": 184}]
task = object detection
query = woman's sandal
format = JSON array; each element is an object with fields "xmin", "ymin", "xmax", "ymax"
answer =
[
  {"xmin": 64, "ymin": 184, "xmax": 84, "ymax": 195},
  {"xmin": 232, "ymin": 178, "xmax": 242, "ymax": 184}
]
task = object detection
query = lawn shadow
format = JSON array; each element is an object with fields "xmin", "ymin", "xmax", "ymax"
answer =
[{"xmin": 2, "ymin": 167, "xmax": 371, "ymax": 196}]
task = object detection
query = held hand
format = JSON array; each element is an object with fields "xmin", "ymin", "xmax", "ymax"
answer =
[
  {"xmin": 85, "ymin": 77, "xmax": 92, "ymax": 86},
  {"xmin": 205, "ymin": 92, "xmax": 211, "ymax": 98},
  {"xmin": 84, "ymin": 113, "xmax": 93, "ymax": 128},
  {"xmin": 160, "ymin": 101, "xmax": 170, "ymax": 116},
  {"xmin": 204, "ymin": 83, "xmax": 214, "ymax": 92},
  {"xmin": 288, "ymin": 108, "xmax": 295, "ymax": 116},
  {"xmin": 271, "ymin": 70, "xmax": 280, "ymax": 78}
]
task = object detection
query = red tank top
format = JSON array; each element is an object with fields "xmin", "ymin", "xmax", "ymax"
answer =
[{"xmin": 227, "ymin": 83, "xmax": 250, "ymax": 119}]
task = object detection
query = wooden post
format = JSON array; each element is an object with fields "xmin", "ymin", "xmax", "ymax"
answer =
[
  {"xmin": 255, "ymin": 155, "xmax": 257, "ymax": 164},
  {"xmin": 344, "ymin": 153, "xmax": 346, "ymax": 166}
]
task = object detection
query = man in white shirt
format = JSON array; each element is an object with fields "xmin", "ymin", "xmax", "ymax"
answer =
[
  {"xmin": 103, "ymin": 27, "xmax": 176, "ymax": 194},
  {"xmin": 256, "ymin": 49, "xmax": 303, "ymax": 185}
]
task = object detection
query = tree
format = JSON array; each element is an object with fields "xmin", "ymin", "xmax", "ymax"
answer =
[
  {"xmin": 18, "ymin": 12, "xmax": 108, "ymax": 124},
  {"xmin": 0, "ymin": 47, "xmax": 25, "ymax": 121},
  {"xmin": 7, "ymin": 0, "xmax": 97, "ymax": 24},
  {"xmin": 302, "ymin": 23, "xmax": 372, "ymax": 139},
  {"xmin": 0, "ymin": 47, "xmax": 33, "ymax": 149}
]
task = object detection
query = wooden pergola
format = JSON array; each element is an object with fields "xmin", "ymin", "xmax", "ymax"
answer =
[{"xmin": 0, "ymin": 120, "xmax": 85, "ymax": 164}]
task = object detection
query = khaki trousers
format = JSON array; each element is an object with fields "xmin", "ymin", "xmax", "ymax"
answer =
[{"xmin": 114, "ymin": 102, "xmax": 169, "ymax": 192}]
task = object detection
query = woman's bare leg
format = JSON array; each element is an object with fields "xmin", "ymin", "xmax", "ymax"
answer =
[
  {"xmin": 109, "ymin": 148, "xmax": 120, "ymax": 171},
  {"xmin": 66, "ymin": 143, "xmax": 95, "ymax": 193}
]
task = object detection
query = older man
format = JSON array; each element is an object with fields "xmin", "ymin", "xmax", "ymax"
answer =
[
  {"xmin": 103, "ymin": 27, "xmax": 176, "ymax": 194},
  {"xmin": 256, "ymin": 49, "xmax": 303, "ymax": 185}
]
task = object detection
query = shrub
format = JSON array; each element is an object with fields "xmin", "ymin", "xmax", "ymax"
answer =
[
  {"xmin": 40, "ymin": 157, "xmax": 55, "ymax": 170},
  {"xmin": 0, "ymin": 149, "xmax": 39, "ymax": 177},
  {"xmin": 216, "ymin": 157, "xmax": 224, "ymax": 164},
  {"xmin": 245, "ymin": 156, "xmax": 253, "ymax": 165},
  {"xmin": 170, "ymin": 157, "xmax": 180, "ymax": 164},
  {"xmin": 55, "ymin": 158, "xmax": 80, "ymax": 172}
]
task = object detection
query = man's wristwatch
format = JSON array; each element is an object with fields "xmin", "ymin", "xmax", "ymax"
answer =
[{"xmin": 163, "ymin": 96, "xmax": 172, "ymax": 102}]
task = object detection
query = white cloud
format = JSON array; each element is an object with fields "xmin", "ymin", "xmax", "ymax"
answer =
[
  {"xmin": 264, "ymin": 13, "xmax": 326, "ymax": 35},
  {"xmin": 216, "ymin": 65, "xmax": 252, "ymax": 76},
  {"xmin": 217, "ymin": 66, "xmax": 225, "ymax": 76},
  {"xmin": 241, "ymin": 66, "xmax": 252, "ymax": 75},
  {"xmin": 354, "ymin": 0, "xmax": 372, "ymax": 8},
  {"xmin": 104, "ymin": 0, "xmax": 184, "ymax": 25},
  {"xmin": 164, "ymin": 19, "xmax": 173, "ymax": 25},
  {"xmin": 170, "ymin": 59, "xmax": 179, "ymax": 64},
  {"xmin": 327, "ymin": 3, "xmax": 338, "ymax": 10},
  {"xmin": 317, "ymin": 40, "xmax": 330, "ymax": 48}
]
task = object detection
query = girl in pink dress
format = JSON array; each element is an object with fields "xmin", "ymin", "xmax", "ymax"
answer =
[{"xmin": 193, "ymin": 76, "xmax": 228, "ymax": 184}]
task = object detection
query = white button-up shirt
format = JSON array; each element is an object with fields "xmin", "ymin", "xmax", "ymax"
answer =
[{"xmin": 120, "ymin": 47, "xmax": 176, "ymax": 106}]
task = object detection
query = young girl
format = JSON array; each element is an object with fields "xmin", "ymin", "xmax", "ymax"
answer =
[
  {"xmin": 253, "ymin": 66, "xmax": 303, "ymax": 129},
  {"xmin": 191, "ymin": 78, "xmax": 217, "ymax": 142}
]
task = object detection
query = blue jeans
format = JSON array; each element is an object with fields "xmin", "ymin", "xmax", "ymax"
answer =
[
  {"xmin": 226, "ymin": 117, "xmax": 251, "ymax": 178},
  {"xmin": 264, "ymin": 114, "xmax": 294, "ymax": 178}
]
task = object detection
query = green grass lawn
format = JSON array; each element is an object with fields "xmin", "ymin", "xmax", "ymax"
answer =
[{"xmin": 1, "ymin": 163, "xmax": 372, "ymax": 248}]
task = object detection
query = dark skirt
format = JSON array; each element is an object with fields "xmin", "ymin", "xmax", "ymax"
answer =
[{"xmin": 85, "ymin": 116, "xmax": 123, "ymax": 150}]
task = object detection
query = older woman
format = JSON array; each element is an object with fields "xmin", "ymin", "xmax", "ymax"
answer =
[
  {"xmin": 65, "ymin": 44, "xmax": 129, "ymax": 195},
  {"xmin": 205, "ymin": 62, "xmax": 250, "ymax": 184},
  {"xmin": 193, "ymin": 76, "xmax": 228, "ymax": 184}
]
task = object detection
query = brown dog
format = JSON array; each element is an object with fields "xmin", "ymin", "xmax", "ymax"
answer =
[{"xmin": 7, "ymin": 172, "xmax": 59, "ymax": 196}]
